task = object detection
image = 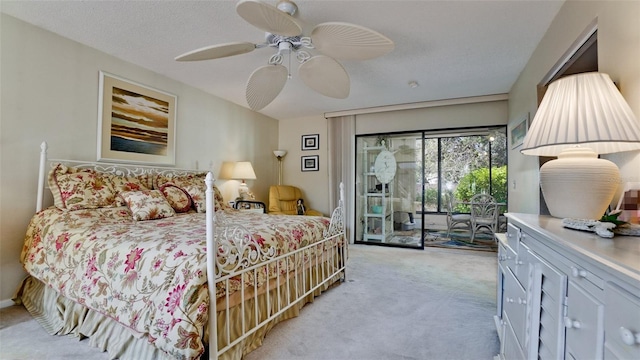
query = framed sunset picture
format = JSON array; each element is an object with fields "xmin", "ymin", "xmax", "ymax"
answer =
[{"xmin": 98, "ymin": 71, "xmax": 177, "ymax": 165}]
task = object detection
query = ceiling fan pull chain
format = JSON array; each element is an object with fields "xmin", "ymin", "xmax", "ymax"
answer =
[{"xmin": 287, "ymin": 51, "xmax": 292, "ymax": 79}]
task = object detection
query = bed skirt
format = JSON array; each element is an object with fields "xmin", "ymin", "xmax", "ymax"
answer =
[{"xmin": 15, "ymin": 270, "xmax": 342, "ymax": 360}]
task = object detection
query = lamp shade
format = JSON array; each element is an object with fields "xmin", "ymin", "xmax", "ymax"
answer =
[
  {"xmin": 521, "ymin": 72, "xmax": 640, "ymax": 156},
  {"xmin": 231, "ymin": 161, "xmax": 256, "ymax": 180},
  {"xmin": 520, "ymin": 72, "xmax": 640, "ymax": 220},
  {"xmin": 218, "ymin": 161, "xmax": 236, "ymax": 180},
  {"xmin": 273, "ymin": 150, "xmax": 287, "ymax": 159}
]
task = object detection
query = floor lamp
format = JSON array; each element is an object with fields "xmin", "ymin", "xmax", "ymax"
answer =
[{"xmin": 273, "ymin": 150, "xmax": 287, "ymax": 185}]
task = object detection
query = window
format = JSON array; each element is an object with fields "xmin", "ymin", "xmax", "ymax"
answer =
[{"xmin": 437, "ymin": 130, "xmax": 507, "ymax": 213}]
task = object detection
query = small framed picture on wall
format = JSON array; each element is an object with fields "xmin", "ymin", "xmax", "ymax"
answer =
[
  {"xmin": 301, "ymin": 155, "xmax": 319, "ymax": 172},
  {"xmin": 301, "ymin": 134, "xmax": 319, "ymax": 151},
  {"xmin": 510, "ymin": 113, "xmax": 529, "ymax": 149}
]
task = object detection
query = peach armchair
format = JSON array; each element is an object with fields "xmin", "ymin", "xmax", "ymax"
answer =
[{"xmin": 268, "ymin": 185, "xmax": 323, "ymax": 216}]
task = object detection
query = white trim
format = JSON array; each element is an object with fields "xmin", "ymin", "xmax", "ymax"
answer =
[
  {"xmin": 324, "ymin": 94, "xmax": 508, "ymax": 118},
  {"xmin": 540, "ymin": 18, "xmax": 598, "ymax": 86},
  {"xmin": 0, "ymin": 298, "xmax": 16, "ymax": 308}
]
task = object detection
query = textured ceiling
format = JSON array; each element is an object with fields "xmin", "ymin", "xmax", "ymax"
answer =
[{"xmin": 1, "ymin": 0, "xmax": 564, "ymax": 120}]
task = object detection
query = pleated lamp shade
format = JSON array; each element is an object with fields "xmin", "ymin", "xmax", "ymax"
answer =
[
  {"xmin": 522, "ymin": 72, "xmax": 640, "ymax": 156},
  {"xmin": 520, "ymin": 72, "xmax": 640, "ymax": 220}
]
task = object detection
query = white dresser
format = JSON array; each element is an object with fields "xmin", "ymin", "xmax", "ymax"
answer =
[{"xmin": 495, "ymin": 213, "xmax": 640, "ymax": 360}]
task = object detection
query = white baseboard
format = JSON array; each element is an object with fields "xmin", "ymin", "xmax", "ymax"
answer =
[{"xmin": 0, "ymin": 298, "xmax": 16, "ymax": 308}]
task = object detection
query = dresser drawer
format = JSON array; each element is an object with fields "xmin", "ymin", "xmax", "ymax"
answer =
[
  {"xmin": 565, "ymin": 280, "xmax": 604, "ymax": 360},
  {"xmin": 498, "ymin": 241, "xmax": 516, "ymax": 275},
  {"xmin": 513, "ymin": 242, "xmax": 530, "ymax": 290},
  {"xmin": 604, "ymin": 282, "xmax": 640, "ymax": 360},
  {"xmin": 503, "ymin": 311, "xmax": 526, "ymax": 360},
  {"xmin": 503, "ymin": 266, "xmax": 527, "ymax": 348}
]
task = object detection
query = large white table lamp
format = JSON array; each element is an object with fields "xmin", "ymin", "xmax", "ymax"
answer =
[{"xmin": 521, "ymin": 72, "xmax": 640, "ymax": 220}]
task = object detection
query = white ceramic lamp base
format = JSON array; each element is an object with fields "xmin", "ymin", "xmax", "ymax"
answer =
[
  {"xmin": 238, "ymin": 182, "xmax": 254, "ymax": 200},
  {"xmin": 540, "ymin": 147, "xmax": 620, "ymax": 220}
]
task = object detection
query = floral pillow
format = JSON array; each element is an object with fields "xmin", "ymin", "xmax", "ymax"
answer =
[
  {"xmin": 119, "ymin": 190, "xmax": 175, "ymax": 221},
  {"xmin": 213, "ymin": 186, "xmax": 227, "ymax": 211},
  {"xmin": 159, "ymin": 184, "xmax": 192, "ymax": 213},
  {"xmin": 182, "ymin": 185, "xmax": 206, "ymax": 213},
  {"xmin": 48, "ymin": 163, "xmax": 117, "ymax": 210},
  {"xmin": 109, "ymin": 174, "xmax": 151, "ymax": 206},
  {"xmin": 155, "ymin": 173, "xmax": 228, "ymax": 212}
]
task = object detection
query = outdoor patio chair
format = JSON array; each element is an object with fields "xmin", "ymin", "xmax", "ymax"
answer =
[
  {"xmin": 446, "ymin": 193, "xmax": 471, "ymax": 237},
  {"xmin": 470, "ymin": 193, "xmax": 499, "ymax": 242}
]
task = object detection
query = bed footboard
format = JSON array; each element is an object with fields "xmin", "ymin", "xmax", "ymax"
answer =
[{"xmin": 204, "ymin": 176, "xmax": 346, "ymax": 359}]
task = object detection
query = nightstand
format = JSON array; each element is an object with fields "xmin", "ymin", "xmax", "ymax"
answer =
[{"xmin": 234, "ymin": 200, "xmax": 266, "ymax": 213}]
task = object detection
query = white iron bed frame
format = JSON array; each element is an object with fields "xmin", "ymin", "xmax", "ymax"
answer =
[{"xmin": 34, "ymin": 142, "xmax": 347, "ymax": 359}]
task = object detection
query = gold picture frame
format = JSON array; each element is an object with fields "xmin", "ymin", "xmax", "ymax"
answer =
[{"xmin": 98, "ymin": 71, "xmax": 177, "ymax": 165}]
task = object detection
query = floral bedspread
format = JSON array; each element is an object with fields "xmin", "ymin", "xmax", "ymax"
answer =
[{"xmin": 21, "ymin": 207, "xmax": 330, "ymax": 360}]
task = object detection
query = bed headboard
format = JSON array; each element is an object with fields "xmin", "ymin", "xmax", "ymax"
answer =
[{"xmin": 37, "ymin": 141, "xmax": 210, "ymax": 212}]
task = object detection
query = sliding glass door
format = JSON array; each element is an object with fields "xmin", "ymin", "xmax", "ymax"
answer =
[
  {"xmin": 355, "ymin": 127, "xmax": 507, "ymax": 249},
  {"xmin": 355, "ymin": 133, "xmax": 423, "ymax": 248}
]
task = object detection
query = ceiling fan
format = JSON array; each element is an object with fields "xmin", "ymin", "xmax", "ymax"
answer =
[{"xmin": 175, "ymin": 0, "xmax": 394, "ymax": 111}]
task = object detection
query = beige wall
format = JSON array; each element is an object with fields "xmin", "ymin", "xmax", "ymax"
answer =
[
  {"xmin": 0, "ymin": 15, "xmax": 279, "ymax": 303},
  {"xmin": 277, "ymin": 115, "xmax": 330, "ymax": 215},
  {"xmin": 508, "ymin": 0, "xmax": 640, "ymax": 214}
]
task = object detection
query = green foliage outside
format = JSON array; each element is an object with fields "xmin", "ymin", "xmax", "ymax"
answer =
[{"xmin": 453, "ymin": 165, "xmax": 507, "ymax": 212}]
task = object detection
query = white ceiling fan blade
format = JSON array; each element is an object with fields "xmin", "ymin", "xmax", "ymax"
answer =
[
  {"xmin": 246, "ymin": 64, "xmax": 288, "ymax": 111},
  {"xmin": 175, "ymin": 42, "xmax": 256, "ymax": 61},
  {"xmin": 236, "ymin": 0, "xmax": 301, "ymax": 37},
  {"xmin": 311, "ymin": 22, "xmax": 394, "ymax": 61},
  {"xmin": 299, "ymin": 55, "xmax": 350, "ymax": 99}
]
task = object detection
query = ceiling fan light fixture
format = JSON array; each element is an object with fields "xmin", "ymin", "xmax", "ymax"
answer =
[{"xmin": 177, "ymin": 0, "xmax": 394, "ymax": 111}]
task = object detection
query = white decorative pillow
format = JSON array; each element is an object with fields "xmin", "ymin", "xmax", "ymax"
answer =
[
  {"xmin": 159, "ymin": 184, "xmax": 192, "ymax": 213},
  {"xmin": 120, "ymin": 190, "xmax": 175, "ymax": 221}
]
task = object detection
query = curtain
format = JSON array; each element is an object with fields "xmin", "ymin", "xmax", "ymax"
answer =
[{"xmin": 327, "ymin": 115, "xmax": 355, "ymax": 243}]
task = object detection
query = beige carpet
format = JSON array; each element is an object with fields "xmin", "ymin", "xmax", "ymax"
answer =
[{"xmin": 0, "ymin": 244, "xmax": 499, "ymax": 359}]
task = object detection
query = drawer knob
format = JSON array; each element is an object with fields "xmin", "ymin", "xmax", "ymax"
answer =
[
  {"xmin": 517, "ymin": 298, "xmax": 527, "ymax": 305},
  {"xmin": 506, "ymin": 297, "xmax": 514, "ymax": 303},
  {"xmin": 564, "ymin": 317, "xmax": 581, "ymax": 329},
  {"xmin": 571, "ymin": 266, "xmax": 587, "ymax": 278},
  {"xmin": 619, "ymin": 327, "xmax": 640, "ymax": 346}
]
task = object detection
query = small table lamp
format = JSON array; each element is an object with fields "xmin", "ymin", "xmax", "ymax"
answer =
[
  {"xmin": 521, "ymin": 72, "xmax": 640, "ymax": 220},
  {"xmin": 232, "ymin": 161, "xmax": 257, "ymax": 200}
]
